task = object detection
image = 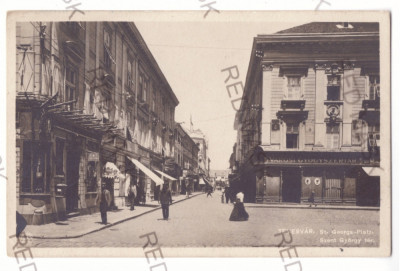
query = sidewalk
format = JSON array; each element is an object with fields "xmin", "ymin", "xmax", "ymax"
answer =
[
  {"xmin": 245, "ymin": 202, "xmax": 380, "ymax": 211},
  {"xmin": 214, "ymin": 191, "xmax": 379, "ymax": 211},
  {"xmin": 25, "ymin": 192, "xmax": 204, "ymax": 239}
]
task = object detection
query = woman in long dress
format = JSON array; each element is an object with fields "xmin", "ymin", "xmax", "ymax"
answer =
[{"xmin": 229, "ymin": 192, "xmax": 249, "ymax": 221}]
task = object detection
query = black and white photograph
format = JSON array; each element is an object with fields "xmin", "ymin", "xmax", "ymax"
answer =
[{"xmin": 6, "ymin": 10, "xmax": 391, "ymax": 258}]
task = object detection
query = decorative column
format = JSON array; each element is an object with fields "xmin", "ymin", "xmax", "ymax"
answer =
[
  {"xmin": 342, "ymin": 62, "xmax": 355, "ymax": 149},
  {"xmin": 261, "ymin": 64, "xmax": 273, "ymax": 146},
  {"xmin": 314, "ymin": 64, "xmax": 326, "ymax": 148}
]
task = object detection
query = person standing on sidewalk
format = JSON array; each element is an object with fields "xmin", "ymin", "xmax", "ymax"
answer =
[
  {"xmin": 308, "ymin": 190, "xmax": 317, "ymax": 207},
  {"xmin": 159, "ymin": 184, "xmax": 172, "ymax": 220},
  {"xmin": 128, "ymin": 184, "xmax": 137, "ymax": 211},
  {"xmin": 95, "ymin": 182, "xmax": 111, "ymax": 224}
]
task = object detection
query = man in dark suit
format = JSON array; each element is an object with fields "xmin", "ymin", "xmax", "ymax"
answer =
[{"xmin": 96, "ymin": 182, "xmax": 111, "ymax": 224}]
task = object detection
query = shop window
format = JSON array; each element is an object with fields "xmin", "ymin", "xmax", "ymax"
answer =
[
  {"xmin": 21, "ymin": 141, "xmax": 49, "ymax": 193},
  {"xmin": 286, "ymin": 123, "xmax": 299, "ymax": 149},
  {"xmin": 55, "ymin": 138, "xmax": 65, "ymax": 176},
  {"xmin": 369, "ymin": 75, "xmax": 380, "ymax": 100},
  {"xmin": 327, "ymin": 75, "xmax": 341, "ymax": 101},
  {"xmin": 86, "ymin": 159, "xmax": 98, "ymax": 192},
  {"xmin": 326, "ymin": 123, "xmax": 340, "ymax": 149},
  {"xmin": 286, "ymin": 76, "xmax": 301, "ymax": 100},
  {"xmin": 368, "ymin": 124, "xmax": 380, "ymax": 148}
]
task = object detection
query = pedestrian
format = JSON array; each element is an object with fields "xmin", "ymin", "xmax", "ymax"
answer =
[
  {"xmin": 225, "ymin": 187, "xmax": 230, "ymax": 203},
  {"xmin": 128, "ymin": 184, "xmax": 137, "ymax": 210},
  {"xmin": 95, "ymin": 182, "xmax": 111, "ymax": 224},
  {"xmin": 221, "ymin": 188, "xmax": 225, "ymax": 203},
  {"xmin": 308, "ymin": 190, "xmax": 317, "ymax": 207},
  {"xmin": 229, "ymin": 192, "xmax": 249, "ymax": 221},
  {"xmin": 206, "ymin": 186, "xmax": 213, "ymax": 197},
  {"xmin": 159, "ymin": 184, "xmax": 172, "ymax": 220}
]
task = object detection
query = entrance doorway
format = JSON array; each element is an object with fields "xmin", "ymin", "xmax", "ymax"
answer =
[
  {"xmin": 66, "ymin": 149, "xmax": 80, "ymax": 213},
  {"xmin": 282, "ymin": 168, "xmax": 301, "ymax": 203}
]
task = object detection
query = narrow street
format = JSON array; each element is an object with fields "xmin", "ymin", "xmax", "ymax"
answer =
[{"xmin": 31, "ymin": 191, "xmax": 380, "ymax": 248}]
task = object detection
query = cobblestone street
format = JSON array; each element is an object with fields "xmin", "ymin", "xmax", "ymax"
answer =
[{"xmin": 30, "ymin": 191, "xmax": 380, "ymax": 248}]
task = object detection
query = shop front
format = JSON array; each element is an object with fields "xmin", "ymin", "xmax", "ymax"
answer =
[
  {"xmin": 16, "ymin": 97, "xmax": 112, "ymax": 224},
  {"xmin": 252, "ymin": 148, "xmax": 380, "ymax": 206}
]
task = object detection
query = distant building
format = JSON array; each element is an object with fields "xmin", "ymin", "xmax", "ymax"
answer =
[
  {"xmin": 233, "ymin": 22, "xmax": 380, "ymax": 205},
  {"xmin": 186, "ymin": 127, "xmax": 211, "ymax": 178},
  {"xmin": 174, "ymin": 122, "xmax": 199, "ymax": 194}
]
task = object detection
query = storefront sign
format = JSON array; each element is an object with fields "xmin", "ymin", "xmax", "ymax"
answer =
[
  {"xmin": 251, "ymin": 151, "xmax": 379, "ymax": 167},
  {"xmin": 88, "ymin": 152, "xmax": 99, "ymax": 161}
]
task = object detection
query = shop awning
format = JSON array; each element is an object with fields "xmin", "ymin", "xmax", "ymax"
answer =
[
  {"xmin": 103, "ymin": 162, "xmax": 120, "ymax": 178},
  {"xmin": 154, "ymin": 170, "xmax": 177, "ymax": 181},
  {"xmin": 362, "ymin": 167, "xmax": 384, "ymax": 177},
  {"xmin": 202, "ymin": 177, "xmax": 211, "ymax": 185},
  {"xmin": 128, "ymin": 157, "xmax": 164, "ymax": 186}
]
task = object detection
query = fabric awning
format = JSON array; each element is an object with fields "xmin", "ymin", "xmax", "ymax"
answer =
[
  {"xmin": 202, "ymin": 177, "xmax": 211, "ymax": 185},
  {"xmin": 362, "ymin": 167, "xmax": 384, "ymax": 177},
  {"xmin": 128, "ymin": 157, "xmax": 164, "ymax": 186},
  {"xmin": 103, "ymin": 162, "xmax": 120, "ymax": 178},
  {"xmin": 154, "ymin": 170, "xmax": 177, "ymax": 181}
]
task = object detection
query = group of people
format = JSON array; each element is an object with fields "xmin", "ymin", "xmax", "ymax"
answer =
[
  {"xmin": 95, "ymin": 182, "xmax": 248, "ymax": 225},
  {"xmin": 221, "ymin": 186, "xmax": 237, "ymax": 204},
  {"xmin": 95, "ymin": 182, "xmax": 173, "ymax": 224}
]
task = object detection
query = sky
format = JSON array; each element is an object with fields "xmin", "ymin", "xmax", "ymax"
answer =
[{"xmin": 135, "ymin": 20, "xmax": 307, "ymax": 170}]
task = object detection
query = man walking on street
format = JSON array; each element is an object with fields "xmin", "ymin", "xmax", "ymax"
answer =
[
  {"xmin": 159, "ymin": 184, "xmax": 172, "ymax": 220},
  {"xmin": 206, "ymin": 186, "xmax": 213, "ymax": 197},
  {"xmin": 128, "ymin": 184, "xmax": 137, "ymax": 210},
  {"xmin": 95, "ymin": 182, "xmax": 111, "ymax": 224}
]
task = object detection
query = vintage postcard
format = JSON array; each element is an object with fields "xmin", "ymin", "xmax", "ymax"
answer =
[{"xmin": 6, "ymin": 10, "xmax": 391, "ymax": 258}]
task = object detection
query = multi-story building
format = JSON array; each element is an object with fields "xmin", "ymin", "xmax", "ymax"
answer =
[
  {"xmin": 179, "ymin": 127, "xmax": 200, "ymax": 194},
  {"xmin": 187, "ymin": 128, "xmax": 210, "ymax": 177},
  {"xmin": 15, "ymin": 21, "xmax": 179, "ymax": 224},
  {"xmin": 233, "ymin": 22, "xmax": 380, "ymax": 206}
]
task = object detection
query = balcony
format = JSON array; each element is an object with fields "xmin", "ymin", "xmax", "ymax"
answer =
[
  {"xmin": 362, "ymin": 98, "xmax": 380, "ymax": 110},
  {"xmin": 280, "ymin": 100, "xmax": 306, "ymax": 110}
]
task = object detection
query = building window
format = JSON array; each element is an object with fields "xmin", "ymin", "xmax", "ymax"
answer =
[
  {"xmin": 368, "ymin": 124, "xmax": 380, "ymax": 148},
  {"xmin": 326, "ymin": 123, "xmax": 340, "ymax": 149},
  {"xmin": 127, "ymin": 60, "xmax": 133, "ymax": 90},
  {"xmin": 369, "ymin": 75, "xmax": 380, "ymax": 100},
  {"xmin": 351, "ymin": 120, "xmax": 363, "ymax": 145},
  {"xmin": 21, "ymin": 141, "xmax": 49, "ymax": 193},
  {"xmin": 286, "ymin": 123, "xmax": 299, "ymax": 149},
  {"xmin": 287, "ymin": 76, "xmax": 301, "ymax": 100},
  {"xmin": 139, "ymin": 74, "xmax": 143, "ymax": 101},
  {"xmin": 152, "ymin": 91, "xmax": 156, "ymax": 112},
  {"xmin": 103, "ymin": 29, "xmax": 112, "ymax": 70},
  {"xmin": 65, "ymin": 64, "xmax": 77, "ymax": 110},
  {"xmin": 327, "ymin": 75, "xmax": 341, "ymax": 101},
  {"xmin": 143, "ymin": 79, "xmax": 148, "ymax": 102},
  {"xmin": 55, "ymin": 138, "xmax": 65, "ymax": 176}
]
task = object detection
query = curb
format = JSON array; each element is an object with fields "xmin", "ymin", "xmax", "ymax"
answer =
[
  {"xmin": 28, "ymin": 192, "xmax": 205, "ymax": 239},
  {"xmin": 245, "ymin": 204, "xmax": 380, "ymax": 211}
]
